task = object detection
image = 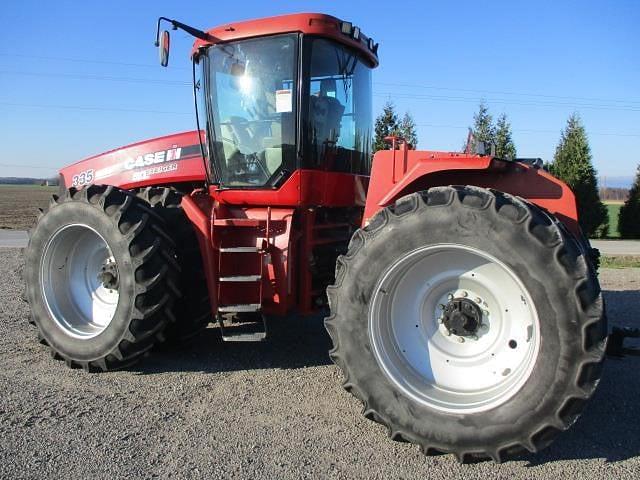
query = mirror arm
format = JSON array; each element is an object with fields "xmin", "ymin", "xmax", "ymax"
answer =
[{"xmin": 155, "ymin": 17, "xmax": 213, "ymax": 46}]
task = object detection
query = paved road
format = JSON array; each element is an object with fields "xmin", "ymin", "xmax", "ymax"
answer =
[
  {"xmin": 1, "ymin": 249, "xmax": 639, "ymax": 478},
  {"xmin": 591, "ymin": 240, "xmax": 640, "ymax": 256},
  {"xmin": 4, "ymin": 228, "xmax": 640, "ymax": 256},
  {"xmin": 0, "ymin": 229, "xmax": 28, "ymax": 248}
]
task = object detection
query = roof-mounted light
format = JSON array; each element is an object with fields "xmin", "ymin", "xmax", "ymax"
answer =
[{"xmin": 340, "ymin": 20, "xmax": 378, "ymax": 58}]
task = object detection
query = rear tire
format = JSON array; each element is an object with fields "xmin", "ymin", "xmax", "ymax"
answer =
[
  {"xmin": 325, "ymin": 186, "xmax": 607, "ymax": 462},
  {"xmin": 24, "ymin": 185, "xmax": 180, "ymax": 371},
  {"xmin": 135, "ymin": 187, "xmax": 212, "ymax": 343}
]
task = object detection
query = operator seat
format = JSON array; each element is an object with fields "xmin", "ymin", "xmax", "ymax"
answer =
[
  {"xmin": 310, "ymin": 78, "xmax": 345, "ymax": 167},
  {"xmin": 320, "ymin": 78, "xmax": 345, "ymax": 137},
  {"xmin": 221, "ymin": 116, "xmax": 261, "ymax": 155}
]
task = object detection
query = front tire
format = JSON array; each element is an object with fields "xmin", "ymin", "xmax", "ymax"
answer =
[
  {"xmin": 135, "ymin": 187, "xmax": 212, "ymax": 343},
  {"xmin": 25, "ymin": 185, "xmax": 181, "ymax": 371},
  {"xmin": 325, "ymin": 186, "xmax": 606, "ymax": 462}
]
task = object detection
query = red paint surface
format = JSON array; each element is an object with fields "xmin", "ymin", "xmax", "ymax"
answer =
[
  {"xmin": 59, "ymin": 130, "xmax": 206, "ymax": 190},
  {"xmin": 364, "ymin": 147, "xmax": 580, "ymax": 236},
  {"xmin": 191, "ymin": 13, "xmax": 378, "ymax": 66},
  {"xmin": 59, "ymin": 130, "xmax": 582, "ymax": 317}
]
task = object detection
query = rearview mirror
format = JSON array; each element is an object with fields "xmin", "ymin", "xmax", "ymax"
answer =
[{"xmin": 158, "ymin": 30, "xmax": 170, "ymax": 67}]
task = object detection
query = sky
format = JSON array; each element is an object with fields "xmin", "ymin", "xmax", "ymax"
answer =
[{"xmin": 1, "ymin": 0, "xmax": 638, "ymax": 187}]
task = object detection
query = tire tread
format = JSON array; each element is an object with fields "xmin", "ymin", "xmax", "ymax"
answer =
[
  {"xmin": 25, "ymin": 185, "xmax": 181, "ymax": 371},
  {"xmin": 325, "ymin": 185, "xmax": 607, "ymax": 463}
]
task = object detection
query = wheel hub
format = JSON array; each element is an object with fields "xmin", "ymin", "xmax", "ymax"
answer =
[
  {"xmin": 40, "ymin": 224, "xmax": 119, "ymax": 339},
  {"xmin": 98, "ymin": 259, "xmax": 119, "ymax": 290},
  {"xmin": 442, "ymin": 297, "xmax": 482, "ymax": 337},
  {"xmin": 369, "ymin": 244, "xmax": 541, "ymax": 413}
]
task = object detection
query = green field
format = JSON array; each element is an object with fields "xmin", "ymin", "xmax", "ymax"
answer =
[
  {"xmin": 605, "ymin": 202, "xmax": 622, "ymax": 238},
  {"xmin": 601, "ymin": 255, "xmax": 640, "ymax": 268}
]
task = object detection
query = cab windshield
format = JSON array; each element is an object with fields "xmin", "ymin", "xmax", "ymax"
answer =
[{"xmin": 205, "ymin": 34, "xmax": 297, "ymax": 187}]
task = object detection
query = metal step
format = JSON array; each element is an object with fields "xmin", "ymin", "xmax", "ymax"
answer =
[
  {"xmin": 218, "ymin": 304, "xmax": 261, "ymax": 313},
  {"xmin": 214, "ymin": 218, "xmax": 263, "ymax": 227},
  {"xmin": 219, "ymin": 246, "xmax": 261, "ymax": 253},
  {"xmin": 221, "ymin": 330, "xmax": 267, "ymax": 342},
  {"xmin": 607, "ymin": 326, "xmax": 640, "ymax": 357},
  {"xmin": 219, "ymin": 275, "xmax": 261, "ymax": 282},
  {"xmin": 217, "ymin": 313, "xmax": 267, "ymax": 342}
]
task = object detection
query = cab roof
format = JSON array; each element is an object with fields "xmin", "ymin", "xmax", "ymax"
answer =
[{"xmin": 191, "ymin": 12, "xmax": 379, "ymax": 67}]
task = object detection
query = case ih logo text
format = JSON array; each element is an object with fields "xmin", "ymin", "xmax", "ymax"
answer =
[{"xmin": 123, "ymin": 147, "xmax": 182, "ymax": 170}]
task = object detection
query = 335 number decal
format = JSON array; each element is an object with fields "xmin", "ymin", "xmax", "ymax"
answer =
[{"xmin": 71, "ymin": 169, "xmax": 94, "ymax": 187}]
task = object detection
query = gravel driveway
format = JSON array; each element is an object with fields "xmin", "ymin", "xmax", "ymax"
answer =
[{"xmin": 0, "ymin": 250, "xmax": 638, "ymax": 479}]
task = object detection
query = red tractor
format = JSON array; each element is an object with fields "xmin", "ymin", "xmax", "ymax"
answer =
[{"xmin": 24, "ymin": 13, "xmax": 606, "ymax": 462}]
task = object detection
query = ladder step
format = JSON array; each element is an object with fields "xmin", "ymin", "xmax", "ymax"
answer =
[
  {"xmin": 217, "ymin": 312, "xmax": 268, "ymax": 342},
  {"xmin": 219, "ymin": 246, "xmax": 261, "ymax": 253},
  {"xmin": 221, "ymin": 330, "xmax": 267, "ymax": 342},
  {"xmin": 214, "ymin": 218, "xmax": 263, "ymax": 227},
  {"xmin": 218, "ymin": 304, "xmax": 261, "ymax": 313},
  {"xmin": 219, "ymin": 275, "xmax": 261, "ymax": 282}
]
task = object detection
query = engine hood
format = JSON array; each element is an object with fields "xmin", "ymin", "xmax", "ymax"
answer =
[{"xmin": 59, "ymin": 130, "xmax": 206, "ymax": 190}]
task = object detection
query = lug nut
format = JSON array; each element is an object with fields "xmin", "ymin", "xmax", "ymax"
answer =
[
  {"xmin": 437, "ymin": 317, "xmax": 443, "ymax": 324},
  {"xmin": 445, "ymin": 330, "xmax": 451, "ymax": 336},
  {"xmin": 475, "ymin": 297, "xmax": 482, "ymax": 304},
  {"xmin": 483, "ymin": 310, "xmax": 490, "ymax": 316},
  {"xmin": 447, "ymin": 293, "xmax": 454, "ymax": 301},
  {"xmin": 457, "ymin": 337, "xmax": 465, "ymax": 343},
  {"xmin": 461, "ymin": 291, "xmax": 468, "ymax": 297},
  {"xmin": 439, "ymin": 304, "xmax": 445, "ymax": 310}
]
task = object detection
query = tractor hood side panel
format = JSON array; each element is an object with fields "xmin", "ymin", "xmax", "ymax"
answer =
[{"xmin": 59, "ymin": 130, "xmax": 206, "ymax": 190}]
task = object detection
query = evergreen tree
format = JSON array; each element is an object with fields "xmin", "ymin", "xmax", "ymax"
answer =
[
  {"xmin": 494, "ymin": 113, "xmax": 517, "ymax": 160},
  {"xmin": 618, "ymin": 164, "xmax": 640, "ymax": 238},
  {"xmin": 373, "ymin": 101, "xmax": 399, "ymax": 151},
  {"xmin": 467, "ymin": 101, "xmax": 495, "ymax": 153},
  {"xmin": 550, "ymin": 114, "xmax": 608, "ymax": 238},
  {"xmin": 398, "ymin": 112, "xmax": 418, "ymax": 149}
]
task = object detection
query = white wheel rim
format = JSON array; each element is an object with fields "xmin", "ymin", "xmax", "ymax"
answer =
[
  {"xmin": 369, "ymin": 244, "xmax": 540, "ymax": 413},
  {"xmin": 40, "ymin": 224, "xmax": 119, "ymax": 339}
]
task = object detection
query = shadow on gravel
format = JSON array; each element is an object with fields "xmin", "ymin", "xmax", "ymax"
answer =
[
  {"xmin": 134, "ymin": 312, "xmax": 333, "ymax": 375},
  {"xmin": 135, "ymin": 290, "xmax": 640, "ymax": 465},
  {"xmin": 525, "ymin": 289, "xmax": 640, "ymax": 466}
]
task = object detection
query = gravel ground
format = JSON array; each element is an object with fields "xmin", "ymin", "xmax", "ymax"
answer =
[{"xmin": 0, "ymin": 249, "xmax": 638, "ymax": 479}]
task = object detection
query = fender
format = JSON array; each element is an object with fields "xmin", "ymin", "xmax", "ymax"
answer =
[
  {"xmin": 364, "ymin": 147, "xmax": 580, "ymax": 236},
  {"xmin": 58, "ymin": 130, "xmax": 206, "ymax": 190}
]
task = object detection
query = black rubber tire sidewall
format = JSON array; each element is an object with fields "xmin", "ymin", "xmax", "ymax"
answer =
[
  {"xmin": 327, "ymin": 187, "xmax": 604, "ymax": 457},
  {"xmin": 135, "ymin": 187, "xmax": 211, "ymax": 342},
  {"xmin": 26, "ymin": 199, "xmax": 138, "ymax": 361}
]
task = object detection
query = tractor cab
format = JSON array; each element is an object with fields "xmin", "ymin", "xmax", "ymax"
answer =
[
  {"xmin": 152, "ymin": 14, "xmax": 380, "ymax": 318},
  {"xmin": 186, "ymin": 14, "xmax": 378, "ymax": 198}
]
